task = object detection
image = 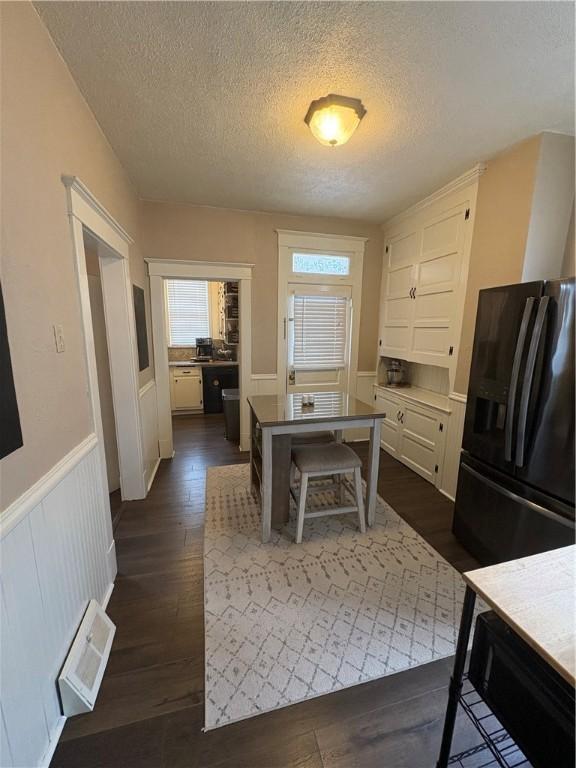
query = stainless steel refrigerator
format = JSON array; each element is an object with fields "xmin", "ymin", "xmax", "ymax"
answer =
[{"xmin": 453, "ymin": 277, "xmax": 575, "ymax": 565}]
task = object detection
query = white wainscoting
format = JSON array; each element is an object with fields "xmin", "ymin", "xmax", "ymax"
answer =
[
  {"xmin": 0, "ymin": 435, "xmax": 115, "ymax": 768},
  {"xmin": 139, "ymin": 379, "xmax": 160, "ymax": 491},
  {"xmin": 250, "ymin": 373, "xmax": 279, "ymax": 395},
  {"xmin": 439, "ymin": 392, "xmax": 467, "ymax": 501}
]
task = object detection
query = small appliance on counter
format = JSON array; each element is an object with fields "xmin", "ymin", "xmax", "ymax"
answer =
[
  {"xmin": 194, "ymin": 337, "xmax": 213, "ymax": 361},
  {"xmin": 386, "ymin": 359, "xmax": 407, "ymax": 387}
]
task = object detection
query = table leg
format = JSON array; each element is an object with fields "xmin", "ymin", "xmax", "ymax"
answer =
[
  {"xmin": 366, "ymin": 418, "xmax": 381, "ymax": 526},
  {"xmin": 261, "ymin": 427, "xmax": 272, "ymax": 543},
  {"xmin": 436, "ymin": 586, "xmax": 477, "ymax": 768}
]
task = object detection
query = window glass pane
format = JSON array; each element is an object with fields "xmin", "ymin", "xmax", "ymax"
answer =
[
  {"xmin": 292, "ymin": 294, "xmax": 348, "ymax": 368},
  {"xmin": 292, "ymin": 252, "xmax": 350, "ymax": 276},
  {"xmin": 166, "ymin": 280, "xmax": 210, "ymax": 346}
]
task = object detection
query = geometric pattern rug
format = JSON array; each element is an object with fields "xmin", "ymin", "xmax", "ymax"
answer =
[{"xmin": 204, "ymin": 463, "xmax": 470, "ymax": 730}]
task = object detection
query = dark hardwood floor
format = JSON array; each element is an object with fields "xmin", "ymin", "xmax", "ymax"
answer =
[{"xmin": 53, "ymin": 415, "xmax": 478, "ymax": 768}]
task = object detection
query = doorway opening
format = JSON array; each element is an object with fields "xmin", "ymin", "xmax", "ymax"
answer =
[
  {"xmin": 164, "ymin": 278, "xmax": 241, "ymax": 448},
  {"xmin": 64, "ymin": 175, "xmax": 147, "ymax": 522},
  {"xmin": 147, "ymin": 259, "xmax": 253, "ymax": 456}
]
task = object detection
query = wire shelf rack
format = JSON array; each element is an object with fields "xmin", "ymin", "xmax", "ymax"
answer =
[{"xmin": 448, "ymin": 677, "xmax": 532, "ymax": 768}]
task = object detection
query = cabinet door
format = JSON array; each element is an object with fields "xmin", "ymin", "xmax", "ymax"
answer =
[
  {"xmin": 410, "ymin": 205, "xmax": 467, "ymax": 366},
  {"xmin": 397, "ymin": 400, "xmax": 446, "ymax": 485},
  {"xmin": 375, "ymin": 390, "xmax": 400, "ymax": 456},
  {"xmin": 380, "ymin": 231, "xmax": 419, "ymax": 358},
  {"xmin": 173, "ymin": 374, "xmax": 203, "ymax": 409}
]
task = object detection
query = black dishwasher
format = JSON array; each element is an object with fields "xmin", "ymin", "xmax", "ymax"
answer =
[{"xmin": 202, "ymin": 366, "xmax": 239, "ymax": 413}]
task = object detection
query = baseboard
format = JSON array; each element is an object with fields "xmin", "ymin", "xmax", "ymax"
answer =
[
  {"xmin": 101, "ymin": 580, "xmax": 115, "ymax": 610},
  {"xmin": 146, "ymin": 457, "xmax": 160, "ymax": 492},
  {"xmin": 107, "ymin": 539, "xmax": 117, "ymax": 583},
  {"xmin": 38, "ymin": 716, "xmax": 66, "ymax": 768},
  {"xmin": 1, "ymin": 433, "xmax": 98, "ymax": 539},
  {"xmin": 158, "ymin": 438, "xmax": 173, "ymax": 460}
]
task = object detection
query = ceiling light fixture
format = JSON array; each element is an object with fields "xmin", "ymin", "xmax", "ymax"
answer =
[{"xmin": 304, "ymin": 94, "xmax": 366, "ymax": 147}]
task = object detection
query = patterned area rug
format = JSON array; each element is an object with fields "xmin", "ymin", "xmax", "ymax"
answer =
[{"xmin": 204, "ymin": 463, "xmax": 467, "ymax": 730}]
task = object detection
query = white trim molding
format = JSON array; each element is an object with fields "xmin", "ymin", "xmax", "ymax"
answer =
[
  {"xmin": 63, "ymin": 175, "xmax": 146, "ymax": 502},
  {"xmin": 146, "ymin": 259, "xmax": 254, "ymax": 281},
  {"xmin": 0, "ymin": 433, "xmax": 98, "ymax": 539},
  {"xmin": 439, "ymin": 392, "xmax": 468, "ymax": 501},
  {"xmin": 147, "ymin": 260, "xmax": 253, "ymax": 455},
  {"xmin": 139, "ymin": 379, "xmax": 160, "ymax": 492},
  {"xmin": 383, "ymin": 163, "xmax": 486, "ymax": 230}
]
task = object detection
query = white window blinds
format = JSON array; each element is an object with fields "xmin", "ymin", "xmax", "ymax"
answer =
[
  {"xmin": 292, "ymin": 294, "xmax": 348, "ymax": 369},
  {"xmin": 166, "ymin": 280, "xmax": 210, "ymax": 346}
]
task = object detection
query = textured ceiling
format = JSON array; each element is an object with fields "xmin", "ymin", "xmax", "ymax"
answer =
[{"xmin": 36, "ymin": 1, "xmax": 574, "ymax": 221}]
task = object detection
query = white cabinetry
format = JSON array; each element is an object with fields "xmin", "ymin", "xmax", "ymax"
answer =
[
  {"xmin": 373, "ymin": 385, "xmax": 449, "ymax": 488},
  {"xmin": 374, "ymin": 388, "xmax": 402, "ymax": 457},
  {"xmin": 170, "ymin": 367, "xmax": 203, "ymax": 411},
  {"xmin": 378, "ymin": 167, "xmax": 482, "ymax": 389}
]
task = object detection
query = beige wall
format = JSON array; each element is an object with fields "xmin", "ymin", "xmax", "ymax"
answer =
[
  {"xmin": 454, "ymin": 135, "xmax": 542, "ymax": 394},
  {"xmin": 0, "ymin": 3, "xmax": 152, "ymax": 509},
  {"xmin": 140, "ymin": 203, "xmax": 383, "ymax": 374}
]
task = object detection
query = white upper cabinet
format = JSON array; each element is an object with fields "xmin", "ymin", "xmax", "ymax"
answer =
[
  {"xmin": 410, "ymin": 203, "xmax": 467, "ymax": 367},
  {"xmin": 378, "ymin": 168, "xmax": 482, "ymax": 389},
  {"xmin": 379, "ymin": 230, "xmax": 419, "ymax": 359}
]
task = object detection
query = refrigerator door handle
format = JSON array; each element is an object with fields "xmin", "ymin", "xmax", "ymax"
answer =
[
  {"xmin": 515, "ymin": 296, "xmax": 550, "ymax": 467},
  {"xmin": 461, "ymin": 463, "xmax": 573, "ymax": 529},
  {"xmin": 504, "ymin": 297, "xmax": 535, "ymax": 462}
]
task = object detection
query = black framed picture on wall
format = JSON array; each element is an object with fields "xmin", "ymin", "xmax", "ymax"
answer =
[{"xmin": 0, "ymin": 282, "xmax": 23, "ymax": 460}]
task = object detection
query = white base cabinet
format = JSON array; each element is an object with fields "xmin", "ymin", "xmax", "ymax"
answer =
[
  {"xmin": 373, "ymin": 385, "xmax": 448, "ymax": 488},
  {"xmin": 170, "ymin": 368, "xmax": 203, "ymax": 411}
]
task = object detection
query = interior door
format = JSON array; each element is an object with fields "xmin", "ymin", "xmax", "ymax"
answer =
[
  {"xmin": 286, "ymin": 284, "xmax": 352, "ymax": 393},
  {"xmin": 410, "ymin": 204, "xmax": 466, "ymax": 365}
]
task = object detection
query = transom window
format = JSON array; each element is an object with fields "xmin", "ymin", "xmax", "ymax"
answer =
[
  {"xmin": 166, "ymin": 280, "xmax": 210, "ymax": 346},
  {"xmin": 292, "ymin": 252, "xmax": 350, "ymax": 276}
]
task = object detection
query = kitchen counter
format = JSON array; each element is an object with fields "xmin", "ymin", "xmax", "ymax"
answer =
[
  {"xmin": 169, "ymin": 361, "xmax": 238, "ymax": 368},
  {"xmin": 374, "ymin": 383, "xmax": 451, "ymax": 413}
]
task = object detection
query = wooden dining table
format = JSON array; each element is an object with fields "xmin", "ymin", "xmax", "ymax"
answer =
[{"xmin": 247, "ymin": 392, "xmax": 386, "ymax": 542}]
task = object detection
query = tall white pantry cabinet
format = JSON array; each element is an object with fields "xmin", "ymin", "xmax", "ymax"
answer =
[{"xmin": 375, "ymin": 165, "xmax": 484, "ymax": 498}]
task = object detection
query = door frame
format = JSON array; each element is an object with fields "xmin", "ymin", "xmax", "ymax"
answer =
[
  {"xmin": 146, "ymin": 259, "xmax": 253, "ymax": 455},
  {"xmin": 276, "ymin": 230, "xmax": 366, "ymax": 396},
  {"xmin": 62, "ymin": 175, "xmax": 147, "ymax": 505}
]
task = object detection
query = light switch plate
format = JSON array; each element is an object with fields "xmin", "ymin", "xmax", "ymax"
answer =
[{"xmin": 53, "ymin": 324, "xmax": 65, "ymax": 353}]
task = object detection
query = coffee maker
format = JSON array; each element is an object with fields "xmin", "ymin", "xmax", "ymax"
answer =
[{"xmin": 195, "ymin": 337, "xmax": 213, "ymax": 361}]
